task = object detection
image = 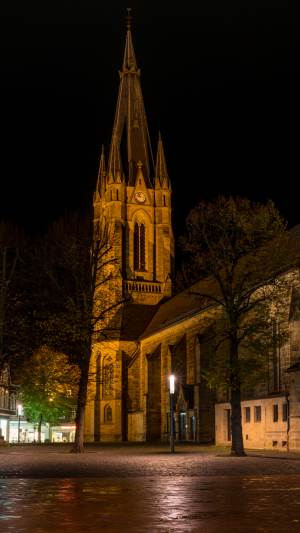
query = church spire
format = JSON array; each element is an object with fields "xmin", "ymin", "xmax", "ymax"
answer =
[
  {"xmin": 155, "ymin": 132, "xmax": 170, "ymax": 189},
  {"xmin": 108, "ymin": 9, "xmax": 154, "ymax": 187}
]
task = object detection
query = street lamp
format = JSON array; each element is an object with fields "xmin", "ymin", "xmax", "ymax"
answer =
[
  {"xmin": 169, "ymin": 374, "xmax": 175, "ymax": 453},
  {"xmin": 17, "ymin": 403, "xmax": 23, "ymax": 443}
]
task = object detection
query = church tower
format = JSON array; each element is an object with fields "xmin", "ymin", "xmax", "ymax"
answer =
[
  {"xmin": 93, "ymin": 10, "xmax": 174, "ymax": 305},
  {"xmin": 85, "ymin": 11, "xmax": 174, "ymax": 443}
]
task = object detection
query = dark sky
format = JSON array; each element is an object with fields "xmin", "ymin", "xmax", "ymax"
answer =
[{"xmin": 0, "ymin": 1, "xmax": 299, "ymax": 236}]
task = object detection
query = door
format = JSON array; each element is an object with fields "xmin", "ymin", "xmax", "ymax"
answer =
[{"xmin": 179, "ymin": 412, "xmax": 187, "ymax": 440}]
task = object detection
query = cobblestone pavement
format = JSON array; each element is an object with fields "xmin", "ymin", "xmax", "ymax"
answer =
[
  {"xmin": 1, "ymin": 443, "xmax": 300, "ymax": 478},
  {"xmin": 0, "ymin": 444, "xmax": 300, "ymax": 532}
]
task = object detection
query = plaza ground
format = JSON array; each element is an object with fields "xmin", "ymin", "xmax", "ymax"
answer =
[
  {"xmin": 1, "ymin": 442, "xmax": 300, "ymax": 477},
  {"xmin": 0, "ymin": 443, "xmax": 300, "ymax": 532}
]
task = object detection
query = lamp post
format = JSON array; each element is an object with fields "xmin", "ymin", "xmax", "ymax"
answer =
[
  {"xmin": 17, "ymin": 403, "xmax": 23, "ymax": 443},
  {"xmin": 169, "ymin": 374, "xmax": 175, "ymax": 453}
]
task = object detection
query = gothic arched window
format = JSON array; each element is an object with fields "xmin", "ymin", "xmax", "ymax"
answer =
[
  {"xmin": 134, "ymin": 222, "xmax": 146, "ymax": 271},
  {"xmin": 104, "ymin": 404, "xmax": 113, "ymax": 423},
  {"xmin": 102, "ymin": 357, "xmax": 114, "ymax": 399}
]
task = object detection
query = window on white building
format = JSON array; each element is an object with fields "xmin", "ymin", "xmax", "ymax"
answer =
[
  {"xmin": 244, "ymin": 406, "xmax": 251, "ymax": 423},
  {"xmin": 254, "ymin": 406, "xmax": 261, "ymax": 422},
  {"xmin": 282, "ymin": 403, "xmax": 288, "ymax": 422}
]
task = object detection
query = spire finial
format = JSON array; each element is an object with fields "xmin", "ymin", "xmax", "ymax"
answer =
[
  {"xmin": 126, "ymin": 7, "xmax": 132, "ymax": 30},
  {"xmin": 122, "ymin": 8, "xmax": 138, "ymax": 71}
]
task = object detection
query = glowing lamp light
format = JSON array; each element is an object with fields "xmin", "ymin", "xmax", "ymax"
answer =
[
  {"xmin": 169, "ymin": 374, "xmax": 175, "ymax": 395},
  {"xmin": 17, "ymin": 403, "xmax": 23, "ymax": 443}
]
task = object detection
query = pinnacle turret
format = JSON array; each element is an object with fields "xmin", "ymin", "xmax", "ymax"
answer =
[
  {"xmin": 107, "ymin": 138, "xmax": 123, "ymax": 184},
  {"xmin": 155, "ymin": 133, "xmax": 170, "ymax": 189},
  {"xmin": 94, "ymin": 145, "xmax": 106, "ymax": 200}
]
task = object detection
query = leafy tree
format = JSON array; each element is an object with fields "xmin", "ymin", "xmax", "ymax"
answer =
[
  {"xmin": 17, "ymin": 347, "xmax": 79, "ymax": 442},
  {"xmin": 179, "ymin": 196, "xmax": 300, "ymax": 456}
]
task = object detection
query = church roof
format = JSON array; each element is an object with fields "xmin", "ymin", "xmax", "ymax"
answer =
[
  {"xmin": 120, "ymin": 303, "xmax": 159, "ymax": 340},
  {"xmin": 141, "ymin": 223, "xmax": 300, "ymax": 340},
  {"xmin": 141, "ymin": 277, "xmax": 218, "ymax": 339},
  {"xmin": 286, "ymin": 361, "xmax": 300, "ymax": 373},
  {"xmin": 290, "ymin": 224, "xmax": 300, "ymax": 239}
]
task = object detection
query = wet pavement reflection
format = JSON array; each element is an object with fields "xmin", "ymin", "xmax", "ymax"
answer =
[{"xmin": 0, "ymin": 475, "xmax": 300, "ymax": 532}]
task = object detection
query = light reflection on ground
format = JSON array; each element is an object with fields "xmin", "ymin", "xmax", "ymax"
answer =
[{"xmin": 0, "ymin": 475, "xmax": 300, "ymax": 532}]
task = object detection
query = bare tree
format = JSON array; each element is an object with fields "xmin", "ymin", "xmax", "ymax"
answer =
[{"xmin": 37, "ymin": 211, "xmax": 124, "ymax": 453}]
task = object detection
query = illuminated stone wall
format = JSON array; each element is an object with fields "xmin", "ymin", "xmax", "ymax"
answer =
[{"xmin": 140, "ymin": 308, "xmax": 218, "ymax": 443}]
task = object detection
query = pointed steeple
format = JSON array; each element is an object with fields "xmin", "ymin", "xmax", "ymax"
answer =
[
  {"xmin": 94, "ymin": 145, "xmax": 106, "ymax": 201},
  {"xmin": 155, "ymin": 132, "xmax": 170, "ymax": 189},
  {"xmin": 108, "ymin": 9, "xmax": 154, "ymax": 187}
]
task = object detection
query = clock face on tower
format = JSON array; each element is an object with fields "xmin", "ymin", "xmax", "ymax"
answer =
[{"xmin": 134, "ymin": 191, "xmax": 146, "ymax": 203}]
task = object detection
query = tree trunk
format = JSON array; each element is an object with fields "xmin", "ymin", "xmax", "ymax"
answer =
[
  {"xmin": 70, "ymin": 357, "xmax": 90, "ymax": 453},
  {"xmin": 38, "ymin": 413, "xmax": 42, "ymax": 443},
  {"xmin": 229, "ymin": 336, "xmax": 246, "ymax": 456},
  {"xmin": 230, "ymin": 387, "xmax": 245, "ymax": 456}
]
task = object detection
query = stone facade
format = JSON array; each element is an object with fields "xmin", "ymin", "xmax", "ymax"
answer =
[
  {"xmin": 84, "ymin": 17, "xmax": 174, "ymax": 443},
  {"xmin": 84, "ymin": 16, "xmax": 300, "ymax": 451},
  {"xmin": 139, "ymin": 306, "xmax": 218, "ymax": 443}
]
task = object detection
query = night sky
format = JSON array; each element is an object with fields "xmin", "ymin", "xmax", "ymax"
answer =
[{"xmin": 1, "ymin": 1, "xmax": 299, "ymax": 237}]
